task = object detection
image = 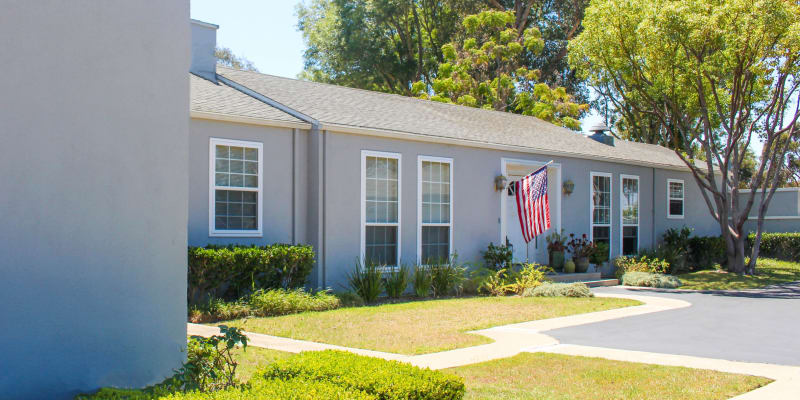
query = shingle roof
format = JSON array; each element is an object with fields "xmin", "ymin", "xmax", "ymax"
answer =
[
  {"xmin": 190, "ymin": 73, "xmax": 305, "ymax": 125},
  {"xmin": 211, "ymin": 66, "xmax": 687, "ymax": 169}
]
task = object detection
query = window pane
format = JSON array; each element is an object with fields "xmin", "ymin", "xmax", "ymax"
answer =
[
  {"xmin": 215, "ymin": 159, "xmax": 229, "ymax": 173},
  {"xmin": 229, "ymin": 146, "xmax": 244, "ymax": 160},
  {"xmin": 214, "ymin": 190, "xmax": 258, "ymax": 231},
  {"xmin": 215, "ymin": 145, "xmax": 229, "ymax": 159},
  {"xmin": 669, "ymin": 182, "xmax": 683, "ymax": 199},
  {"xmin": 230, "ymin": 160, "xmax": 244, "ymax": 173},
  {"xmin": 365, "ymin": 226, "xmax": 397, "ymax": 265},
  {"xmin": 592, "ymin": 175, "xmax": 611, "ymax": 224},
  {"xmin": 670, "ymin": 199, "xmax": 684, "ymax": 216},
  {"xmin": 365, "ymin": 156, "xmax": 398, "ymax": 224},
  {"xmin": 421, "ymin": 226, "xmax": 449, "ymax": 264},
  {"xmin": 244, "ymin": 161, "xmax": 258, "ymax": 174},
  {"xmin": 421, "ymin": 161, "xmax": 451, "ymax": 224},
  {"xmin": 622, "ymin": 178, "xmax": 639, "ymax": 225},
  {"xmin": 244, "ymin": 148, "xmax": 258, "ymax": 161},
  {"xmin": 623, "ymin": 226, "xmax": 638, "ymax": 255},
  {"xmin": 244, "ymin": 175, "xmax": 258, "ymax": 188}
]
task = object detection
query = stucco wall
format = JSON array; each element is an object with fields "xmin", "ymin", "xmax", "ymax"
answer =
[
  {"xmin": 741, "ymin": 189, "xmax": 800, "ymax": 233},
  {"xmin": 188, "ymin": 119, "xmax": 306, "ymax": 246},
  {"xmin": 318, "ymin": 131, "xmax": 703, "ymax": 288},
  {"xmin": 0, "ymin": 1, "xmax": 189, "ymax": 398}
]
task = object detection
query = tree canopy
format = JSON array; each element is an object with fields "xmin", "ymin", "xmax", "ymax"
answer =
[
  {"xmin": 413, "ymin": 10, "xmax": 586, "ymax": 129},
  {"xmin": 569, "ymin": 0, "xmax": 800, "ymax": 273},
  {"xmin": 296, "ymin": 0, "xmax": 590, "ymax": 102},
  {"xmin": 215, "ymin": 47, "xmax": 258, "ymax": 72}
]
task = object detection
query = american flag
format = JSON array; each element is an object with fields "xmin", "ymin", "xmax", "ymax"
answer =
[{"xmin": 514, "ymin": 166, "xmax": 551, "ymax": 243}]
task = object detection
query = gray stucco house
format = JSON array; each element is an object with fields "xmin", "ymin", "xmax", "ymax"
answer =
[{"xmin": 188, "ymin": 21, "xmax": 799, "ymax": 289}]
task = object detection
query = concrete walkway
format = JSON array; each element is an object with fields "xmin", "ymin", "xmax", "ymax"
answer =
[{"xmin": 187, "ymin": 289, "xmax": 799, "ymax": 399}]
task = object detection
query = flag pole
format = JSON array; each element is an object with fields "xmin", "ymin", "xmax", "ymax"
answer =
[{"xmin": 508, "ymin": 160, "xmax": 553, "ymax": 264}]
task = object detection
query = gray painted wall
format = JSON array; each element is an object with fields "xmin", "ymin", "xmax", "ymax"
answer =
[
  {"xmin": 190, "ymin": 20, "xmax": 218, "ymax": 81},
  {"xmin": 0, "ymin": 1, "xmax": 189, "ymax": 398},
  {"xmin": 188, "ymin": 119, "xmax": 305, "ymax": 246}
]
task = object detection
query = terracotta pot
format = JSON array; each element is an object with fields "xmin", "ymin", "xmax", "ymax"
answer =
[{"xmin": 575, "ymin": 257, "xmax": 590, "ymax": 273}]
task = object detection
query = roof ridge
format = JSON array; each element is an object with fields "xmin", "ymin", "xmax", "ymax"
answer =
[
  {"xmin": 216, "ymin": 65, "xmax": 582, "ymax": 131},
  {"xmin": 214, "ymin": 66, "xmax": 680, "ymax": 156}
]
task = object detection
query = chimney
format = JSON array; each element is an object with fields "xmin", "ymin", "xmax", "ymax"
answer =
[
  {"xmin": 588, "ymin": 122, "xmax": 614, "ymax": 146},
  {"xmin": 191, "ymin": 19, "xmax": 218, "ymax": 81}
]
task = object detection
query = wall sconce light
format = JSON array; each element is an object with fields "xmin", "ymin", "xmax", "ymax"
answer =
[
  {"xmin": 494, "ymin": 175, "xmax": 508, "ymax": 192},
  {"xmin": 562, "ymin": 179, "xmax": 575, "ymax": 196}
]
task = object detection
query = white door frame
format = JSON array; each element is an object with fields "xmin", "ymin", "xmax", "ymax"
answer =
[{"xmin": 499, "ymin": 157, "xmax": 562, "ymax": 246}]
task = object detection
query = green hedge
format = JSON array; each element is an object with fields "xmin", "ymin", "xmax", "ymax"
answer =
[
  {"xmin": 188, "ymin": 244, "xmax": 314, "ymax": 304},
  {"xmin": 748, "ymin": 232, "xmax": 800, "ymax": 261},
  {"xmin": 189, "ymin": 289, "xmax": 340, "ymax": 323},
  {"xmin": 260, "ymin": 350, "xmax": 465, "ymax": 400},
  {"xmin": 161, "ymin": 377, "xmax": 377, "ymax": 400}
]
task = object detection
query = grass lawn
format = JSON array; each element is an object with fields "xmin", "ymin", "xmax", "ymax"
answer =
[
  {"xmin": 678, "ymin": 258, "xmax": 800, "ymax": 290},
  {"xmin": 448, "ymin": 352, "xmax": 771, "ymax": 400},
  {"xmin": 229, "ymin": 345, "xmax": 292, "ymax": 382},
  {"xmin": 215, "ymin": 296, "xmax": 640, "ymax": 355}
]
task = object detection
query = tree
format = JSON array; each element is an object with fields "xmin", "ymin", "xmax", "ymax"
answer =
[
  {"xmin": 569, "ymin": 0, "xmax": 800, "ymax": 274},
  {"xmin": 296, "ymin": 0, "xmax": 591, "ymax": 102},
  {"xmin": 296, "ymin": 0, "xmax": 475, "ymax": 95},
  {"xmin": 414, "ymin": 10, "xmax": 586, "ymax": 129},
  {"xmin": 215, "ymin": 47, "xmax": 258, "ymax": 72}
]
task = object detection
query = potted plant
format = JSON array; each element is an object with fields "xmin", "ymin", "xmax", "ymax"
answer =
[
  {"xmin": 590, "ymin": 242, "xmax": 610, "ymax": 273},
  {"xmin": 567, "ymin": 233, "xmax": 596, "ymax": 273},
  {"xmin": 545, "ymin": 229, "xmax": 567, "ymax": 271}
]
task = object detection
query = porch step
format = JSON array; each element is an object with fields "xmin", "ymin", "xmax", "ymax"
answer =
[
  {"xmin": 550, "ymin": 272, "xmax": 601, "ymax": 283},
  {"xmin": 583, "ymin": 279, "xmax": 619, "ymax": 288}
]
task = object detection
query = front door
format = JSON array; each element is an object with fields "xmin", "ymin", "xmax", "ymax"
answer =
[{"xmin": 502, "ymin": 162, "xmax": 560, "ymax": 265}]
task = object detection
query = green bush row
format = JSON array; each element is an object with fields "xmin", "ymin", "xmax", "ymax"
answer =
[
  {"xmin": 613, "ymin": 255, "xmax": 670, "ymax": 279},
  {"xmin": 259, "ymin": 350, "xmax": 465, "ymax": 400},
  {"xmin": 189, "ymin": 288, "xmax": 339, "ymax": 323},
  {"xmin": 523, "ymin": 282, "xmax": 593, "ymax": 297},
  {"xmin": 621, "ymin": 272, "xmax": 682, "ymax": 288},
  {"xmin": 162, "ymin": 376, "xmax": 377, "ymax": 400},
  {"xmin": 188, "ymin": 244, "xmax": 314, "ymax": 304},
  {"xmin": 748, "ymin": 232, "xmax": 800, "ymax": 261}
]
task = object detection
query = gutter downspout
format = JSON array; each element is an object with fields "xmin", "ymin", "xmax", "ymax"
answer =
[{"xmin": 219, "ymin": 74, "xmax": 327, "ymax": 289}]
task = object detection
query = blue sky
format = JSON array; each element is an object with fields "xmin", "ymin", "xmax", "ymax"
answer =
[{"xmin": 190, "ymin": 0, "xmax": 603, "ymax": 132}]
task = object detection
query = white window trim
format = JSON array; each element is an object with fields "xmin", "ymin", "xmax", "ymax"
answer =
[
  {"xmin": 417, "ymin": 155, "xmax": 454, "ymax": 264},
  {"xmin": 360, "ymin": 150, "xmax": 402, "ymax": 266},
  {"xmin": 208, "ymin": 137, "xmax": 263, "ymax": 237},
  {"xmin": 589, "ymin": 172, "xmax": 613, "ymax": 244},
  {"xmin": 620, "ymin": 174, "xmax": 639, "ymax": 255},
  {"xmin": 667, "ymin": 178, "xmax": 685, "ymax": 219}
]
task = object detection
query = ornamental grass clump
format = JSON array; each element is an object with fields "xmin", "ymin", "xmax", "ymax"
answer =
[
  {"xmin": 347, "ymin": 259, "xmax": 384, "ymax": 303},
  {"xmin": 384, "ymin": 265, "xmax": 411, "ymax": 298},
  {"xmin": 622, "ymin": 271, "xmax": 682, "ymax": 289},
  {"xmin": 248, "ymin": 288, "xmax": 339, "ymax": 317},
  {"xmin": 524, "ymin": 282, "xmax": 594, "ymax": 297},
  {"xmin": 413, "ymin": 264, "xmax": 433, "ymax": 297}
]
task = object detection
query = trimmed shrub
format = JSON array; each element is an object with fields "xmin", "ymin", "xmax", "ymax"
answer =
[
  {"xmin": 259, "ymin": 350, "xmax": 465, "ymax": 400},
  {"xmin": 524, "ymin": 282, "xmax": 594, "ymax": 297},
  {"xmin": 688, "ymin": 235, "xmax": 726, "ymax": 269},
  {"xmin": 248, "ymin": 289, "xmax": 339, "ymax": 317},
  {"xmin": 347, "ymin": 259, "xmax": 384, "ymax": 304},
  {"xmin": 188, "ymin": 244, "xmax": 314, "ymax": 304},
  {"xmin": 384, "ymin": 265, "xmax": 411, "ymax": 298},
  {"xmin": 613, "ymin": 255, "xmax": 670, "ymax": 279},
  {"xmin": 482, "ymin": 242, "xmax": 513, "ymax": 270},
  {"xmin": 748, "ymin": 232, "xmax": 800, "ymax": 261},
  {"xmin": 622, "ymin": 272, "xmax": 682, "ymax": 288},
  {"xmin": 190, "ymin": 289, "xmax": 339, "ymax": 322},
  {"xmin": 162, "ymin": 377, "xmax": 377, "ymax": 400}
]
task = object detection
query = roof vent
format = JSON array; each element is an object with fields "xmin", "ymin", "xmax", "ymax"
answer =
[
  {"xmin": 588, "ymin": 122, "xmax": 614, "ymax": 146},
  {"xmin": 191, "ymin": 19, "xmax": 219, "ymax": 81}
]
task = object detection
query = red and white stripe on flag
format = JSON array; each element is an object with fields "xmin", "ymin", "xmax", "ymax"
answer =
[{"xmin": 514, "ymin": 166, "xmax": 551, "ymax": 243}]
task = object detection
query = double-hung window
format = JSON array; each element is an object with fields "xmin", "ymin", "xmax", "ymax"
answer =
[
  {"xmin": 620, "ymin": 175, "xmax": 639, "ymax": 255},
  {"xmin": 667, "ymin": 179, "xmax": 684, "ymax": 218},
  {"xmin": 209, "ymin": 138, "xmax": 262, "ymax": 237},
  {"xmin": 590, "ymin": 172, "xmax": 612, "ymax": 256},
  {"xmin": 362, "ymin": 151, "xmax": 400, "ymax": 266},
  {"xmin": 418, "ymin": 157, "xmax": 452, "ymax": 264}
]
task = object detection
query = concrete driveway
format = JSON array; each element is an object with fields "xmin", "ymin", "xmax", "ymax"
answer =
[{"xmin": 546, "ymin": 283, "xmax": 800, "ymax": 366}]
